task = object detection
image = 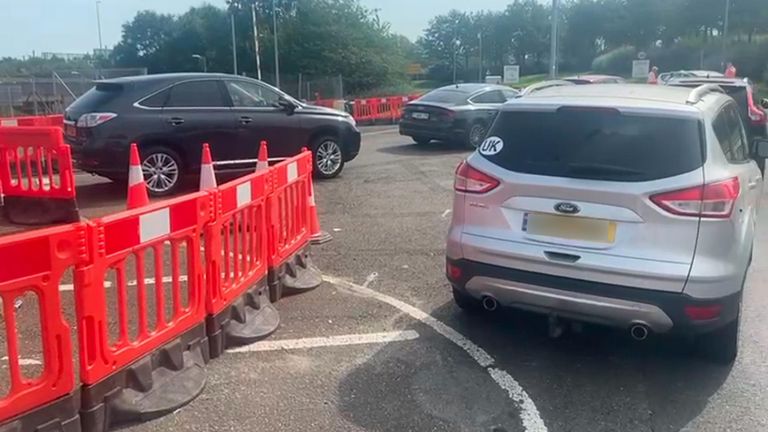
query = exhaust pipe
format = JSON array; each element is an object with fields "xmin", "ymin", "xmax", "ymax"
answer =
[
  {"xmin": 481, "ymin": 296, "xmax": 498, "ymax": 312},
  {"xmin": 629, "ymin": 324, "xmax": 649, "ymax": 341}
]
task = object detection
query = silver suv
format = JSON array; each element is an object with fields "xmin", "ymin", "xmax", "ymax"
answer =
[{"xmin": 446, "ymin": 84, "xmax": 768, "ymax": 363}]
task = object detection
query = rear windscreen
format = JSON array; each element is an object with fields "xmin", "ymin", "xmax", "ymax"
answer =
[
  {"xmin": 481, "ymin": 109, "xmax": 703, "ymax": 182},
  {"xmin": 66, "ymin": 83, "xmax": 123, "ymax": 115},
  {"xmin": 419, "ymin": 89, "xmax": 468, "ymax": 105}
]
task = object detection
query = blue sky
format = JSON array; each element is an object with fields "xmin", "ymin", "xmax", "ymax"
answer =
[{"xmin": 0, "ymin": 0, "xmax": 513, "ymax": 58}]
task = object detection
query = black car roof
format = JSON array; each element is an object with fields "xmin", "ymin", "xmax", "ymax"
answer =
[{"xmin": 96, "ymin": 72, "xmax": 241, "ymax": 87}]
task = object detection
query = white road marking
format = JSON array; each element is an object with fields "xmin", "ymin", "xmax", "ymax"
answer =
[
  {"xmin": 441, "ymin": 209, "xmax": 452, "ymax": 218},
  {"xmin": 228, "ymin": 330, "xmax": 419, "ymax": 353},
  {"xmin": 0, "ymin": 356, "xmax": 42, "ymax": 366},
  {"xmin": 361, "ymin": 128, "xmax": 399, "ymax": 137},
  {"xmin": 324, "ymin": 273, "xmax": 548, "ymax": 432}
]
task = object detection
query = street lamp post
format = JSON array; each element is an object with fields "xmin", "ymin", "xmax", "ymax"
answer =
[
  {"xmin": 478, "ymin": 32, "xmax": 483, "ymax": 83},
  {"xmin": 95, "ymin": 0, "xmax": 104, "ymax": 52},
  {"xmin": 192, "ymin": 54, "xmax": 208, "ymax": 73},
  {"xmin": 231, "ymin": 14, "xmax": 238, "ymax": 75},
  {"xmin": 722, "ymin": 0, "xmax": 731, "ymax": 68},
  {"xmin": 549, "ymin": 0, "xmax": 560, "ymax": 79},
  {"xmin": 272, "ymin": 0, "xmax": 280, "ymax": 88},
  {"xmin": 252, "ymin": 3, "xmax": 262, "ymax": 80}
]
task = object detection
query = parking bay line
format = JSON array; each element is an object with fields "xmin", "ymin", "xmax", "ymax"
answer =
[
  {"xmin": 323, "ymin": 273, "xmax": 548, "ymax": 432},
  {"xmin": 228, "ymin": 330, "xmax": 419, "ymax": 353}
]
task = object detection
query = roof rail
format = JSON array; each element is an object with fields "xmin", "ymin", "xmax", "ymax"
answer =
[{"xmin": 686, "ymin": 84, "xmax": 725, "ymax": 104}]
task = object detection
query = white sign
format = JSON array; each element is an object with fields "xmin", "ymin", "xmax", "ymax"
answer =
[
  {"xmin": 632, "ymin": 60, "xmax": 650, "ymax": 79},
  {"xmin": 503, "ymin": 65, "xmax": 520, "ymax": 84},
  {"xmin": 478, "ymin": 137, "xmax": 504, "ymax": 155}
]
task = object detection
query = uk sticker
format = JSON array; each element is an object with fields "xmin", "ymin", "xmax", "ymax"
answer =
[{"xmin": 478, "ymin": 136, "xmax": 503, "ymax": 155}]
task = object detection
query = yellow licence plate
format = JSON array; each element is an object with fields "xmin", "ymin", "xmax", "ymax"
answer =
[{"xmin": 523, "ymin": 213, "xmax": 617, "ymax": 244}]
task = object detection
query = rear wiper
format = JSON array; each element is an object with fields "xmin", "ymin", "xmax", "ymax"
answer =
[{"xmin": 565, "ymin": 163, "xmax": 644, "ymax": 176}]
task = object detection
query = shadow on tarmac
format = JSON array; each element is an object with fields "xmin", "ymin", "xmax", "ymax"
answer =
[
  {"xmin": 377, "ymin": 140, "xmax": 472, "ymax": 157},
  {"xmin": 338, "ymin": 300, "xmax": 732, "ymax": 432}
]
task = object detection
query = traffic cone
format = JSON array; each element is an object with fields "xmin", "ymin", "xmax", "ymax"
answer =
[
  {"xmin": 127, "ymin": 143, "xmax": 149, "ymax": 209},
  {"xmin": 199, "ymin": 143, "xmax": 217, "ymax": 191},
  {"xmin": 308, "ymin": 179, "xmax": 332, "ymax": 244},
  {"xmin": 256, "ymin": 140, "xmax": 269, "ymax": 172}
]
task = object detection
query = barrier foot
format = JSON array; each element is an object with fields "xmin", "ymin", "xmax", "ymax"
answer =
[
  {"xmin": 0, "ymin": 392, "xmax": 80, "ymax": 432},
  {"xmin": 80, "ymin": 324, "xmax": 209, "ymax": 432},
  {"xmin": 2, "ymin": 196, "xmax": 79, "ymax": 225},
  {"xmin": 208, "ymin": 278, "xmax": 280, "ymax": 359},
  {"xmin": 310, "ymin": 230, "xmax": 333, "ymax": 245},
  {"xmin": 269, "ymin": 245, "xmax": 323, "ymax": 302}
]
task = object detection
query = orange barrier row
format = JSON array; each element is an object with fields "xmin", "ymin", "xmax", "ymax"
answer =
[
  {"xmin": 351, "ymin": 94, "xmax": 420, "ymax": 123},
  {"xmin": 0, "ymin": 126, "xmax": 78, "ymax": 225},
  {"xmin": 0, "ymin": 115, "xmax": 64, "ymax": 129},
  {"xmin": 0, "ymin": 146, "xmax": 321, "ymax": 432}
]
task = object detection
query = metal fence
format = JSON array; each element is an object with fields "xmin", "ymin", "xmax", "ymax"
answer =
[
  {"xmin": 254, "ymin": 73, "xmax": 344, "ymax": 101},
  {"xmin": 0, "ymin": 68, "xmax": 147, "ymax": 116}
]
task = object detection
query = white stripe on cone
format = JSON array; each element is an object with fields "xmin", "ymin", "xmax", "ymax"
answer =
[
  {"xmin": 199, "ymin": 163, "xmax": 217, "ymax": 191},
  {"xmin": 128, "ymin": 164, "xmax": 144, "ymax": 186}
]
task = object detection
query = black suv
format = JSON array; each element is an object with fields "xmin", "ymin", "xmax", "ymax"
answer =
[{"xmin": 64, "ymin": 73, "xmax": 360, "ymax": 195}]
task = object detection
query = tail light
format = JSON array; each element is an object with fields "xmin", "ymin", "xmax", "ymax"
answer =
[
  {"xmin": 77, "ymin": 112, "xmax": 117, "ymax": 128},
  {"xmin": 650, "ymin": 177, "xmax": 740, "ymax": 219},
  {"xmin": 438, "ymin": 110, "xmax": 455, "ymax": 121},
  {"xmin": 454, "ymin": 160, "xmax": 500, "ymax": 194}
]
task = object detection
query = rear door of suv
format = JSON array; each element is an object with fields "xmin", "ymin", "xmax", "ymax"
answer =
[{"xmin": 460, "ymin": 104, "xmax": 706, "ymax": 292}]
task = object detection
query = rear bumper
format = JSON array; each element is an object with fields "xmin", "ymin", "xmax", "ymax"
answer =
[
  {"xmin": 447, "ymin": 258, "xmax": 741, "ymax": 335},
  {"xmin": 399, "ymin": 120, "xmax": 464, "ymax": 141}
]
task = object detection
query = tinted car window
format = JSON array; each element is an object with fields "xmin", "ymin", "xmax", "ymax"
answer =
[
  {"xmin": 141, "ymin": 88, "xmax": 170, "ymax": 108},
  {"xmin": 720, "ymin": 86, "xmax": 749, "ymax": 119},
  {"xmin": 166, "ymin": 80, "xmax": 226, "ymax": 108},
  {"xmin": 226, "ymin": 80, "xmax": 281, "ymax": 108},
  {"xmin": 481, "ymin": 109, "xmax": 703, "ymax": 182},
  {"xmin": 419, "ymin": 89, "xmax": 468, "ymax": 105},
  {"xmin": 471, "ymin": 90, "xmax": 506, "ymax": 104},
  {"xmin": 714, "ymin": 104, "xmax": 749, "ymax": 162}
]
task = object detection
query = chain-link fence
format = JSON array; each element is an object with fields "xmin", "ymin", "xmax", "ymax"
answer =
[
  {"xmin": 254, "ymin": 73, "xmax": 344, "ymax": 101},
  {"xmin": 0, "ymin": 68, "xmax": 147, "ymax": 117}
]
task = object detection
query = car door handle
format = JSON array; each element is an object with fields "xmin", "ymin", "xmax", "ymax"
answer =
[
  {"xmin": 167, "ymin": 117, "xmax": 185, "ymax": 126},
  {"xmin": 239, "ymin": 116, "xmax": 253, "ymax": 125}
]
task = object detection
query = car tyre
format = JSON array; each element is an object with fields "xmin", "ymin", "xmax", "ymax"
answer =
[
  {"xmin": 312, "ymin": 136, "xmax": 345, "ymax": 179},
  {"xmin": 140, "ymin": 146, "xmax": 184, "ymax": 197},
  {"xmin": 466, "ymin": 122, "xmax": 487, "ymax": 149},
  {"xmin": 414, "ymin": 137, "xmax": 431, "ymax": 145},
  {"xmin": 452, "ymin": 287, "xmax": 483, "ymax": 314}
]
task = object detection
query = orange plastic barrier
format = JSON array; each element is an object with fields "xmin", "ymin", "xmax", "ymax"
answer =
[
  {"xmin": 0, "ymin": 116, "xmax": 63, "ymax": 128},
  {"xmin": 0, "ymin": 224, "xmax": 81, "ymax": 429},
  {"xmin": 351, "ymin": 94, "xmax": 420, "ymax": 123},
  {"xmin": 0, "ymin": 126, "xmax": 78, "ymax": 224},
  {"xmin": 204, "ymin": 167, "xmax": 278, "ymax": 358},
  {"xmin": 268, "ymin": 150, "xmax": 312, "ymax": 268},
  {"xmin": 75, "ymin": 192, "xmax": 210, "ymax": 385},
  {"xmin": 206, "ymin": 171, "xmax": 270, "ymax": 315}
]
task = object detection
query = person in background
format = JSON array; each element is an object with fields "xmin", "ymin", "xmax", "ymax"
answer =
[
  {"xmin": 647, "ymin": 66, "xmax": 659, "ymax": 84},
  {"xmin": 725, "ymin": 62, "xmax": 737, "ymax": 78}
]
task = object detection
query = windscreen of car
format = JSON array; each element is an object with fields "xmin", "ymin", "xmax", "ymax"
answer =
[
  {"xmin": 418, "ymin": 89, "xmax": 469, "ymax": 105},
  {"xmin": 481, "ymin": 108, "xmax": 703, "ymax": 182},
  {"xmin": 66, "ymin": 83, "xmax": 123, "ymax": 118}
]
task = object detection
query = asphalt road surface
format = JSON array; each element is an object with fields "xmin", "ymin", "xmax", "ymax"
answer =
[{"xmin": 3, "ymin": 125, "xmax": 768, "ymax": 431}]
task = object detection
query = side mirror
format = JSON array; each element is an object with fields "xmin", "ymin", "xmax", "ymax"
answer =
[
  {"xmin": 761, "ymin": 98, "xmax": 768, "ymax": 110},
  {"xmin": 276, "ymin": 96, "xmax": 296, "ymax": 114},
  {"xmin": 754, "ymin": 138, "xmax": 768, "ymax": 159}
]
